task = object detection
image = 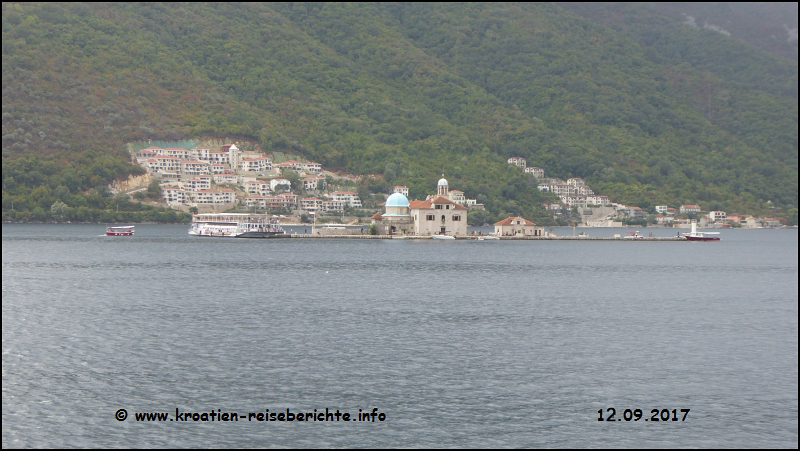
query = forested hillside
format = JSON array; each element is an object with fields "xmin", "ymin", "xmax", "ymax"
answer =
[{"xmin": 2, "ymin": 2, "xmax": 797, "ymax": 222}]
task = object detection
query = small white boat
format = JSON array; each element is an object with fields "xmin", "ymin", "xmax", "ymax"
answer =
[
  {"xmin": 432, "ymin": 234, "xmax": 455, "ymax": 240},
  {"xmin": 624, "ymin": 230, "xmax": 645, "ymax": 239}
]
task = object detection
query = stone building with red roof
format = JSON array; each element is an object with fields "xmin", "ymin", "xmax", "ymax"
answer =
[
  {"xmin": 494, "ymin": 216, "xmax": 545, "ymax": 237},
  {"xmin": 371, "ymin": 176, "xmax": 469, "ymax": 236}
]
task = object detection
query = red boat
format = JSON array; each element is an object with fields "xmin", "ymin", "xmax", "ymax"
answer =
[
  {"xmin": 683, "ymin": 223, "xmax": 719, "ymax": 242},
  {"xmin": 106, "ymin": 226, "xmax": 135, "ymax": 236}
]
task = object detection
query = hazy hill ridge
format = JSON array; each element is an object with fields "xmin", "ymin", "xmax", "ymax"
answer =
[{"xmin": 2, "ymin": 2, "xmax": 797, "ymax": 221}]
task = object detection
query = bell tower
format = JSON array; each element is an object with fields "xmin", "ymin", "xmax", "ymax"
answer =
[{"xmin": 437, "ymin": 174, "xmax": 449, "ymax": 197}]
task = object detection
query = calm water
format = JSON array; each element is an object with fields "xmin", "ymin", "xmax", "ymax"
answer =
[{"xmin": 2, "ymin": 224, "xmax": 797, "ymax": 448}]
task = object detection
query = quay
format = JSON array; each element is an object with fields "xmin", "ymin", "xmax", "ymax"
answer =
[{"xmin": 289, "ymin": 234, "xmax": 686, "ymax": 241}]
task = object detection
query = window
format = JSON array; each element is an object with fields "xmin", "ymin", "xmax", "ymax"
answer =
[
  {"xmin": 426, "ymin": 215, "xmax": 434, "ymax": 221},
  {"xmin": 453, "ymin": 215, "xmax": 461, "ymax": 221},
  {"xmin": 435, "ymin": 205, "xmax": 442, "ymax": 210}
]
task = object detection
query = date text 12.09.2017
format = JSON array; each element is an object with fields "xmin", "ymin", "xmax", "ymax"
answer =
[{"xmin": 598, "ymin": 408, "xmax": 690, "ymax": 422}]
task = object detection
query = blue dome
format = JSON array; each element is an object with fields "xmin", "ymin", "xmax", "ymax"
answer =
[
  {"xmin": 386, "ymin": 192, "xmax": 410, "ymax": 208},
  {"xmin": 438, "ymin": 177, "xmax": 448, "ymax": 186}
]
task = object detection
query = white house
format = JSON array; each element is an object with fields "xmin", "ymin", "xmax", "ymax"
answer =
[
  {"xmin": 628, "ymin": 206, "xmax": 645, "ymax": 218},
  {"xmin": 270, "ymin": 178, "xmax": 291, "ymax": 191},
  {"xmin": 239, "ymin": 157, "xmax": 271, "ymax": 173},
  {"xmin": 329, "ymin": 191, "xmax": 362, "ymax": 208},
  {"xmin": 564, "ymin": 196, "xmax": 588, "ymax": 208},
  {"xmin": 213, "ymin": 173, "xmax": 239, "ymax": 185},
  {"xmin": 163, "ymin": 148, "xmax": 192, "ymax": 159},
  {"xmin": 303, "ymin": 162, "xmax": 322, "ymax": 174},
  {"xmin": 245, "ymin": 196, "xmax": 267, "ymax": 209},
  {"xmin": 525, "ymin": 167, "xmax": 545, "ymax": 180},
  {"xmin": 266, "ymin": 194, "xmax": 297, "ymax": 210},
  {"xmin": 244, "ymin": 180, "xmax": 270, "ymax": 197},
  {"xmin": 206, "ymin": 151, "xmax": 230, "ymax": 166},
  {"xmin": 494, "ymin": 216, "xmax": 545, "ymax": 237},
  {"xmin": 302, "ymin": 176, "xmax": 325, "ymax": 191},
  {"xmin": 507, "ymin": 157, "xmax": 526, "ymax": 169},
  {"xmin": 146, "ymin": 156, "xmax": 180, "ymax": 172},
  {"xmin": 587, "ymin": 195, "xmax": 610, "ymax": 206},
  {"xmin": 161, "ymin": 186, "xmax": 186, "ymax": 204},
  {"xmin": 186, "ymin": 176, "xmax": 212, "ymax": 192},
  {"xmin": 708, "ymin": 210, "xmax": 727, "ymax": 222},
  {"xmin": 301, "ymin": 197, "xmax": 324, "ymax": 212},
  {"xmin": 655, "ymin": 215, "xmax": 674, "ymax": 225},
  {"xmin": 323, "ymin": 200, "xmax": 344, "ymax": 212},
  {"xmin": 192, "ymin": 189, "xmax": 235, "ymax": 205},
  {"xmin": 448, "ymin": 190, "xmax": 466, "ymax": 205},
  {"xmin": 275, "ymin": 160, "xmax": 305, "ymax": 173},
  {"xmin": 393, "ymin": 186, "xmax": 409, "ymax": 197},
  {"xmin": 180, "ymin": 160, "xmax": 210, "ymax": 176},
  {"xmin": 209, "ymin": 164, "xmax": 227, "ymax": 174}
]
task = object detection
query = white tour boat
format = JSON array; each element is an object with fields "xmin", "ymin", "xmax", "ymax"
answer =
[
  {"xmin": 189, "ymin": 213, "xmax": 288, "ymax": 238},
  {"xmin": 106, "ymin": 225, "xmax": 135, "ymax": 236}
]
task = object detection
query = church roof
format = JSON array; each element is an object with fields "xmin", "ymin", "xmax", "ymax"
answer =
[
  {"xmin": 409, "ymin": 196, "xmax": 468, "ymax": 211},
  {"xmin": 385, "ymin": 192, "xmax": 410, "ymax": 208}
]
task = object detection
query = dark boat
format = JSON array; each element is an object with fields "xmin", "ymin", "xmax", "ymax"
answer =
[{"xmin": 683, "ymin": 223, "xmax": 720, "ymax": 242}]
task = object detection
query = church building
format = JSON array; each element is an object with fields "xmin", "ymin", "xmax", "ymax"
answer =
[
  {"xmin": 371, "ymin": 176, "xmax": 468, "ymax": 236},
  {"xmin": 371, "ymin": 192, "xmax": 414, "ymax": 235}
]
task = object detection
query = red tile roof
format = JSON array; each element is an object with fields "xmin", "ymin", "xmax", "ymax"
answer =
[
  {"xmin": 409, "ymin": 196, "xmax": 468, "ymax": 210},
  {"xmin": 494, "ymin": 216, "xmax": 536, "ymax": 226}
]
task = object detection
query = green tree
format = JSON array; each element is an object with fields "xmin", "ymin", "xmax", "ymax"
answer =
[
  {"xmin": 281, "ymin": 170, "xmax": 302, "ymax": 191},
  {"xmin": 146, "ymin": 179, "xmax": 161, "ymax": 200},
  {"xmin": 50, "ymin": 201, "xmax": 69, "ymax": 222},
  {"xmin": 31, "ymin": 206, "xmax": 48, "ymax": 222}
]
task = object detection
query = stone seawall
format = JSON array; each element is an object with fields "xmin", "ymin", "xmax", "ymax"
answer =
[{"xmin": 290, "ymin": 234, "xmax": 686, "ymax": 241}]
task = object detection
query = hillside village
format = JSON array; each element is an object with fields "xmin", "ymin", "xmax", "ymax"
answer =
[
  {"xmin": 125, "ymin": 143, "xmax": 785, "ymax": 228},
  {"xmin": 506, "ymin": 157, "xmax": 784, "ymax": 228},
  {"xmin": 2, "ymin": 3, "xmax": 796, "ymax": 227}
]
